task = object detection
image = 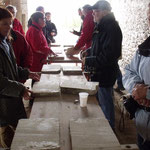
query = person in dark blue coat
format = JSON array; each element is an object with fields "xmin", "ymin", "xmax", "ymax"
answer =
[
  {"xmin": 82, "ymin": 0, "xmax": 122, "ymax": 129},
  {"xmin": 0, "ymin": 8, "xmax": 40, "ymax": 148}
]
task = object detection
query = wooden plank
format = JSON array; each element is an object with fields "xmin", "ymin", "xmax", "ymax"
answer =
[
  {"xmin": 121, "ymin": 144, "xmax": 138, "ymax": 150},
  {"xmin": 29, "ymin": 72, "xmax": 121, "ymax": 150},
  {"xmin": 70, "ymin": 118, "xmax": 121, "ymax": 150},
  {"xmin": 11, "ymin": 118, "xmax": 60, "ymax": 150},
  {"xmin": 30, "ymin": 94, "xmax": 107, "ymax": 150},
  {"xmin": 50, "ymin": 43, "xmax": 61, "ymax": 47}
]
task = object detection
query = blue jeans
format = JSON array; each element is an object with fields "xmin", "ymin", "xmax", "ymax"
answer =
[
  {"xmin": 116, "ymin": 63, "xmax": 124, "ymax": 89},
  {"xmin": 137, "ymin": 134, "xmax": 150, "ymax": 150},
  {"xmin": 97, "ymin": 86, "xmax": 115, "ymax": 129}
]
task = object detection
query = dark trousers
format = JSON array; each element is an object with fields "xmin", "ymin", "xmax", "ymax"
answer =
[
  {"xmin": 97, "ymin": 86, "xmax": 115, "ymax": 129},
  {"xmin": 116, "ymin": 63, "xmax": 124, "ymax": 88},
  {"xmin": 137, "ymin": 134, "xmax": 150, "ymax": 150}
]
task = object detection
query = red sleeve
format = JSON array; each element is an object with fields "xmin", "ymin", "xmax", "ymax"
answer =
[
  {"xmin": 18, "ymin": 22, "xmax": 25, "ymax": 36},
  {"xmin": 12, "ymin": 31, "xmax": 33, "ymax": 69},
  {"xmin": 22, "ymin": 38, "xmax": 33, "ymax": 68},
  {"xmin": 26, "ymin": 27, "xmax": 51, "ymax": 57},
  {"xmin": 13, "ymin": 18, "xmax": 25, "ymax": 36},
  {"xmin": 75, "ymin": 12, "xmax": 94, "ymax": 49}
]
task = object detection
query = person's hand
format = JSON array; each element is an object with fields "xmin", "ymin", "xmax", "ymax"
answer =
[
  {"xmin": 23, "ymin": 88, "xmax": 33, "ymax": 100},
  {"xmin": 49, "ymin": 50, "xmax": 57, "ymax": 56},
  {"xmin": 70, "ymin": 29, "xmax": 75, "ymax": 34},
  {"xmin": 132, "ymin": 84, "xmax": 148, "ymax": 100},
  {"xmin": 136, "ymin": 98, "xmax": 150, "ymax": 107},
  {"xmin": 80, "ymin": 50, "xmax": 87, "ymax": 59},
  {"xmin": 51, "ymin": 32, "xmax": 56, "ymax": 36},
  {"xmin": 29, "ymin": 72, "xmax": 40, "ymax": 81},
  {"xmin": 65, "ymin": 47, "xmax": 80, "ymax": 56}
]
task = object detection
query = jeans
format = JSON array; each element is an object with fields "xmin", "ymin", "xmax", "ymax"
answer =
[
  {"xmin": 137, "ymin": 134, "xmax": 150, "ymax": 150},
  {"xmin": 97, "ymin": 86, "xmax": 115, "ymax": 129},
  {"xmin": 116, "ymin": 63, "xmax": 124, "ymax": 89}
]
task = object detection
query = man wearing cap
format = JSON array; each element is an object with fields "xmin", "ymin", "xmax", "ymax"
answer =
[{"xmin": 82, "ymin": 0, "xmax": 122, "ymax": 129}]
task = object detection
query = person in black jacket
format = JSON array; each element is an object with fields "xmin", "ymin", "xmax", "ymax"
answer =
[
  {"xmin": 82, "ymin": 0, "xmax": 122, "ymax": 129},
  {"xmin": 0, "ymin": 8, "xmax": 40, "ymax": 148},
  {"xmin": 45, "ymin": 12, "xmax": 57, "ymax": 43}
]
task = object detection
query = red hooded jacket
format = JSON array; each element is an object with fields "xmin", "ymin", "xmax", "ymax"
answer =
[
  {"xmin": 74, "ymin": 10, "xmax": 95, "ymax": 50},
  {"xmin": 26, "ymin": 22, "xmax": 53, "ymax": 72},
  {"xmin": 11, "ymin": 29, "xmax": 33, "ymax": 69},
  {"xmin": 13, "ymin": 18, "xmax": 25, "ymax": 36}
]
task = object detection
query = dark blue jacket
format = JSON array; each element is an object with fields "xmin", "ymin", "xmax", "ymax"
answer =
[
  {"xmin": 85, "ymin": 13, "xmax": 122, "ymax": 87},
  {"xmin": 0, "ymin": 36, "xmax": 29, "ymax": 127}
]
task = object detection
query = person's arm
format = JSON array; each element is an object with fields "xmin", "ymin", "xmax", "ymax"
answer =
[
  {"xmin": 74, "ymin": 14, "xmax": 94, "ymax": 49},
  {"xmin": 18, "ymin": 32, "xmax": 33, "ymax": 69},
  {"xmin": 27, "ymin": 29, "xmax": 54, "ymax": 56},
  {"xmin": 123, "ymin": 51, "xmax": 143, "ymax": 94},
  {"xmin": 51, "ymin": 23, "xmax": 57, "ymax": 36},
  {"xmin": 0, "ymin": 60, "xmax": 25, "ymax": 98},
  {"xmin": 17, "ymin": 67, "xmax": 30, "ymax": 80},
  {"xmin": 85, "ymin": 23, "xmax": 122, "ymax": 69},
  {"xmin": 18, "ymin": 22, "xmax": 25, "ymax": 36}
]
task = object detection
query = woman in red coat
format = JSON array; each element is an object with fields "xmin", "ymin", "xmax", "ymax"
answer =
[
  {"xmin": 26, "ymin": 12, "xmax": 55, "ymax": 72},
  {"xmin": 6, "ymin": 5, "xmax": 25, "ymax": 36}
]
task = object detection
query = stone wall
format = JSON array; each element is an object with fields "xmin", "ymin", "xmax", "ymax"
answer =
[
  {"xmin": 111, "ymin": 0, "xmax": 150, "ymax": 67},
  {"xmin": 0, "ymin": 0, "xmax": 5, "ymax": 7}
]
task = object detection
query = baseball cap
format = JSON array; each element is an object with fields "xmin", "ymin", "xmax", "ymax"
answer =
[{"xmin": 92, "ymin": 0, "xmax": 112, "ymax": 11}]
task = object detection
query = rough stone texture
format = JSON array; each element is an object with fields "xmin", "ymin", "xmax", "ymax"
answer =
[
  {"xmin": 11, "ymin": 118, "xmax": 60, "ymax": 150},
  {"xmin": 41, "ymin": 64, "xmax": 62, "ymax": 74},
  {"xmin": 111, "ymin": 0, "xmax": 150, "ymax": 67},
  {"xmin": 60, "ymin": 76, "xmax": 99, "ymax": 95},
  {"xmin": 70, "ymin": 118, "xmax": 121, "ymax": 150},
  {"xmin": 62, "ymin": 66, "xmax": 82, "ymax": 75},
  {"xmin": 32, "ymin": 80, "xmax": 60, "ymax": 97}
]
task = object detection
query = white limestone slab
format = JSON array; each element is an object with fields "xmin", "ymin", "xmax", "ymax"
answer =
[
  {"xmin": 32, "ymin": 80, "xmax": 60, "ymax": 97},
  {"xmin": 41, "ymin": 65, "xmax": 62, "ymax": 74},
  {"xmin": 62, "ymin": 66, "xmax": 82, "ymax": 75},
  {"xmin": 60, "ymin": 77, "xmax": 98, "ymax": 95},
  {"xmin": 70, "ymin": 118, "xmax": 121, "ymax": 150},
  {"xmin": 11, "ymin": 118, "xmax": 60, "ymax": 150}
]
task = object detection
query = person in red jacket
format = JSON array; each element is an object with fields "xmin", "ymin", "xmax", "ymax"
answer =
[
  {"xmin": 11, "ymin": 29, "xmax": 32, "ymax": 69},
  {"xmin": 66, "ymin": 5, "xmax": 95, "ymax": 55},
  {"xmin": 6, "ymin": 5, "xmax": 25, "ymax": 36},
  {"xmin": 11, "ymin": 29, "xmax": 33, "ymax": 83},
  {"xmin": 26, "ymin": 11, "xmax": 55, "ymax": 73}
]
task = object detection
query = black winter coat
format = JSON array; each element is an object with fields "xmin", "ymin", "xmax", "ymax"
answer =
[
  {"xmin": 0, "ymin": 39, "xmax": 29, "ymax": 127},
  {"xmin": 85, "ymin": 13, "xmax": 122, "ymax": 87},
  {"xmin": 45, "ymin": 20, "xmax": 57, "ymax": 43}
]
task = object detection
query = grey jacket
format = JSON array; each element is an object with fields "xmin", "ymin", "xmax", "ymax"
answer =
[
  {"xmin": 123, "ymin": 50, "xmax": 150, "ymax": 141},
  {"xmin": 0, "ymin": 40, "xmax": 29, "ymax": 127}
]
